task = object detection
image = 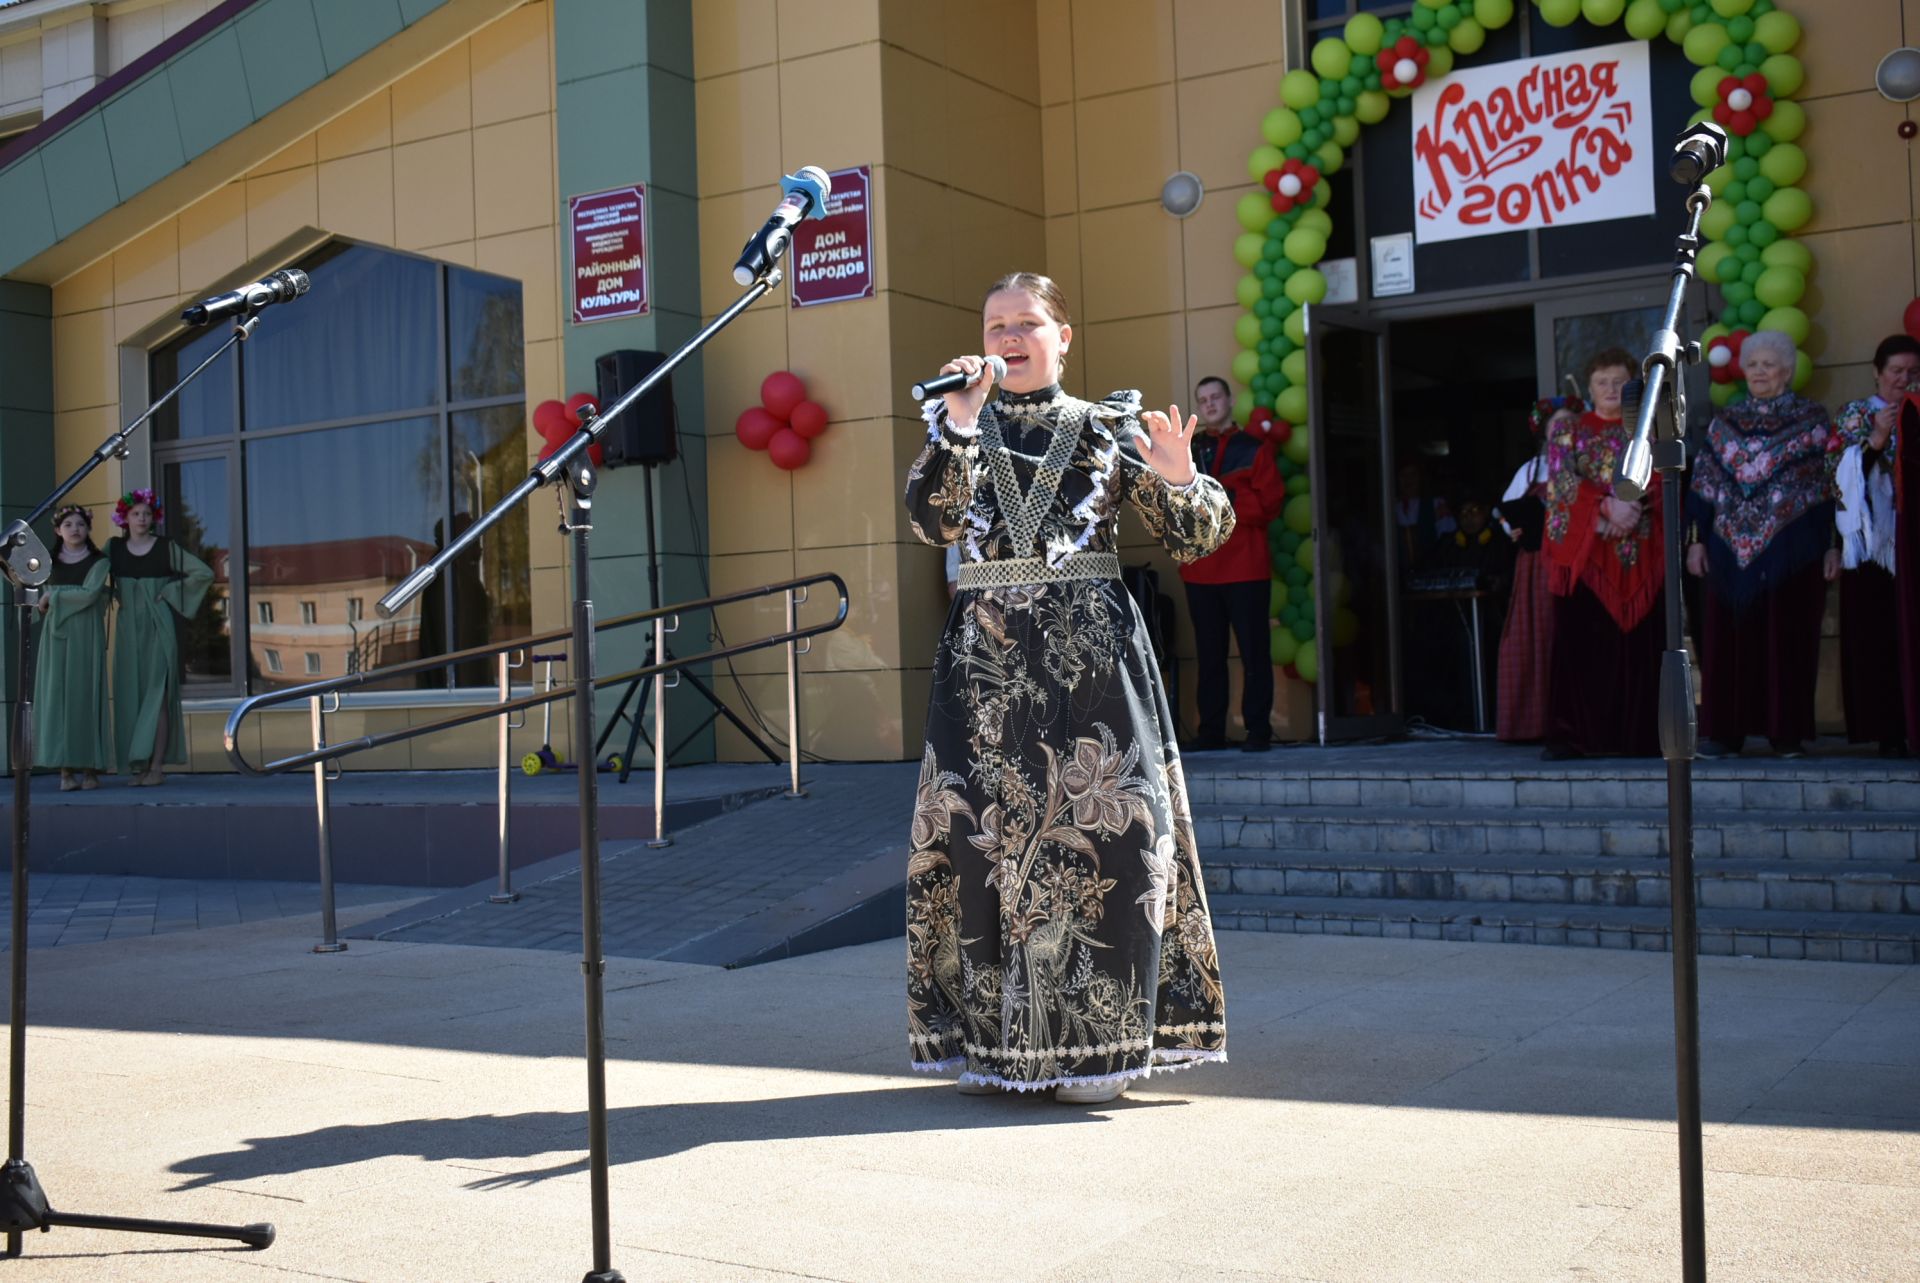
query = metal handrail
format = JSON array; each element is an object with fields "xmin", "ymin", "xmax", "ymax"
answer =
[
  {"xmin": 224, "ymin": 571, "xmax": 848, "ymax": 952},
  {"xmin": 223, "ymin": 572, "xmax": 849, "ymax": 775}
]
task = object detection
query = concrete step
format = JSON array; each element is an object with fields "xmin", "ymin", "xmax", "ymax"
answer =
[
  {"xmin": 1185, "ymin": 766, "xmax": 1920, "ymax": 814},
  {"xmin": 1200, "ymin": 853, "xmax": 1920, "ymax": 915},
  {"xmin": 1192, "ymin": 805, "xmax": 1920, "ymax": 863},
  {"xmin": 1207, "ymin": 892, "xmax": 1920, "ymax": 965}
]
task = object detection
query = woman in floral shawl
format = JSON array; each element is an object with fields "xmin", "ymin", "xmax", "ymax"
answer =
[
  {"xmin": 1540, "ymin": 349, "xmax": 1665, "ymax": 759},
  {"xmin": 1824, "ymin": 334, "xmax": 1920, "ymax": 755},
  {"xmin": 1686, "ymin": 331, "xmax": 1833, "ymax": 757},
  {"xmin": 903, "ymin": 272, "xmax": 1234, "ymax": 1104}
]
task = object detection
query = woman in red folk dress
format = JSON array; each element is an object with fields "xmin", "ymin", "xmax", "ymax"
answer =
[
  {"xmin": 1495, "ymin": 396, "xmax": 1579, "ymax": 742},
  {"xmin": 1540, "ymin": 349, "xmax": 1664, "ymax": 760}
]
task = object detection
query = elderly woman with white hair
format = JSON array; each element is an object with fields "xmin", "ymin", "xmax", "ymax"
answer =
[{"xmin": 1686, "ymin": 330, "xmax": 1835, "ymax": 757}]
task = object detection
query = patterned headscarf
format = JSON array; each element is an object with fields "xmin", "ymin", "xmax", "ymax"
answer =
[{"xmin": 1691, "ymin": 392, "xmax": 1830, "ymax": 568}]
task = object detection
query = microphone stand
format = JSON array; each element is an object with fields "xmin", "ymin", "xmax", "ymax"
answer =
[
  {"xmin": 1614, "ymin": 182, "xmax": 1710, "ymax": 1283},
  {"xmin": 0, "ymin": 314, "xmax": 275, "ymax": 1257},
  {"xmin": 376, "ymin": 269, "xmax": 783, "ymax": 1283}
]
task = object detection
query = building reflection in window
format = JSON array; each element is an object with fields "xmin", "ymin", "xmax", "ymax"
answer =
[{"xmin": 149, "ymin": 241, "xmax": 529, "ymax": 695}]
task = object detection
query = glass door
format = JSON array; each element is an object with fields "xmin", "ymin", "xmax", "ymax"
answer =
[
  {"xmin": 1532, "ymin": 282, "xmax": 1710, "ymax": 413},
  {"xmin": 1304, "ymin": 305, "xmax": 1402, "ymax": 743}
]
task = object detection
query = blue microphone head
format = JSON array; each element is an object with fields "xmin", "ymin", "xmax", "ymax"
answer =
[{"xmin": 782, "ymin": 167, "xmax": 832, "ymax": 219}]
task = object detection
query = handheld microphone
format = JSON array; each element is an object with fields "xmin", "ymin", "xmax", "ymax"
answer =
[
  {"xmin": 181, "ymin": 268, "xmax": 311, "ymax": 327},
  {"xmin": 912, "ymin": 355, "xmax": 1006, "ymax": 402},
  {"xmin": 733, "ymin": 167, "xmax": 831, "ymax": 286}
]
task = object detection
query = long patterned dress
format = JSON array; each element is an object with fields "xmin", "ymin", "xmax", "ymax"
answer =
[
  {"xmin": 33, "ymin": 550, "xmax": 112, "ymax": 772},
  {"xmin": 903, "ymin": 383, "xmax": 1235, "ymax": 1092},
  {"xmin": 1687, "ymin": 392, "xmax": 1834, "ymax": 749},
  {"xmin": 109, "ymin": 534, "xmax": 212, "ymax": 772}
]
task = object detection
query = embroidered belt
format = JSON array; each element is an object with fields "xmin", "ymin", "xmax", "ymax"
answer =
[{"xmin": 957, "ymin": 552, "xmax": 1120, "ymax": 590}]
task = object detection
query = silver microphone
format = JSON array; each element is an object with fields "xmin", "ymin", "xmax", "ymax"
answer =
[
  {"xmin": 911, "ymin": 355, "xmax": 1007, "ymax": 401},
  {"xmin": 180, "ymin": 268, "xmax": 310, "ymax": 326}
]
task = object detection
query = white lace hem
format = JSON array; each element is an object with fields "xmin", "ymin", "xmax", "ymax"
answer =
[{"xmin": 909, "ymin": 1047, "xmax": 1227, "ymax": 1094}]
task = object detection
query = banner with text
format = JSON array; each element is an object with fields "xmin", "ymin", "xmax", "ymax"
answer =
[
  {"xmin": 1411, "ymin": 41, "xmax": 1652, "ymax": 245},
  {"xmin": 569, "ymin": 184, "xmax": 648, "ymax": 323},
  {"xmin": 790, "ymin": 165, "xmax": 874, "ymax": 308}
]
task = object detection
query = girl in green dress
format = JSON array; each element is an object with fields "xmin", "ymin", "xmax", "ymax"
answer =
[
  {"xmin": 34, "ymin": 505, "xmax": 111, "ymax": 790},
  {"xmin": 108, "ymin": 489, "xmax": 212, "ymax": 786}
]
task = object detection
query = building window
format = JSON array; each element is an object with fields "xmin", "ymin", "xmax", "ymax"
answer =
[
  {"xmin": 264, "ymin": 649, "xmax": 283, "ymax": 673},
  {"xmin": 304, "ymin": 652, "xmax": 322, "ymax": 675},
  {"xmin": 150, "ymin": 241, "xmax": 530, "ymax": 694}
]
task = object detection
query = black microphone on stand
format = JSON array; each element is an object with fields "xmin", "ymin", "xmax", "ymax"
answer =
[
  {"xmin": 732, "ymin": 167, "xmax": 832, "ymax": 286},
  {"xmin": 1668, "ymin": 120, "xmax": 1729, "ymax": 188},
  {"xmin": 911, "ymin": 355, "xmax": 1006, "ymax": 401},
  {"xmin": 180, "ymin": 268, "xmax": 310, "ymax": 326}
]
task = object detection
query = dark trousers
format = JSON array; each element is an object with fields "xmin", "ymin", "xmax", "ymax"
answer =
[{"xmin": 1184, "ymin": 579, "xmax": 1273, "ymax": 744}]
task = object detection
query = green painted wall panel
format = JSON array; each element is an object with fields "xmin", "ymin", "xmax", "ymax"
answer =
[
  {"xmin": 554, "ymin": 0, "xmax": 649, "ymax": 84},
  {"xmin": 555, "ymin": 68, "xmax": 652, "ymax": 200},
  {"xmin": 40, "ymin": 114, "xmax": 121, "ymax": 239},
  {"xmin": 555, "ymin": 0, "xmax": 708, "ymax": 761},
  {"xmin": 0, "ymin": 410, "xmax": 55, "ymax": 509},
  {"xmin": 646, "ymin": 70, "xmax": 695, "ymax": 196},
  {"xmin": 644, "ymin": 0, "xmax": 694, "ymax": 80},
  {"xmin": 398, "ymin": 0, "xmax": 449, "ymax": 24},
  {"xmin": 235, "ymin": 0, "xmax": 327, "ymax": 116},
  {"xmin": 167, "ymin": 27, "xmax": 256, "ymax": 158},
  {"xmin": 313, "ymin": 0, "xmax": 405, "ymax": 74},
  {"xmin": 102, "ymin": 72, "xmax": 187, "ymax": 200},
  {"xmin": 0, "ymin": 281, "xmax": 53, "ymax": 771},
  {"xmin": 0, "ymin": 158, "xmax": 58, "ymax": 271}
]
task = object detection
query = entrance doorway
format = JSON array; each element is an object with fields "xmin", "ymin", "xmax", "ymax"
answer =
[{"xmin": 1387, "ymin": 307, "xmax": 1536, "ymax": 735}]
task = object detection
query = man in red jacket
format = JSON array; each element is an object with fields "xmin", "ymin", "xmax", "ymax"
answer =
[{"xmin": 1182, "ymin": 376, "xmax": 1286, "ymax": 752}]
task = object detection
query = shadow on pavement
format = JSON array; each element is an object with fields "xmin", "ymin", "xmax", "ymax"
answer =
[{"xmin": 167, "ymin": 1084, "xmax": 1179, "ymax": 1191}]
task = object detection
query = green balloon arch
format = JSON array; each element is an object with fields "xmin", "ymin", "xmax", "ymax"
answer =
[{"xmin": 1236, "ymin": 0, "xmax": 1811, "ymax": 684}]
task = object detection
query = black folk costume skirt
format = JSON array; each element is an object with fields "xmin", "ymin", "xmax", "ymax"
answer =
[{"xmin": 906, "ymin": 574, "xmax": 1228, "ymax": 1092}]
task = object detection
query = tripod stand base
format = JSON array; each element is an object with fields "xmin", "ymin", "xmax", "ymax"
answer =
[
  {"xmin": 0, "ymin": 1159, "xmax": 273, "ymax": 1254},
  {"xmin": 488, "ymin": 892, "xmax": 522, "ymax": 904},
  {"xmin": 584, "ymin": 1270, "xmax": 627, "ymax": 1282}
]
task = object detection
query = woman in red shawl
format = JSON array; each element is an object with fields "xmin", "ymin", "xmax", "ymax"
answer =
[
  {"xmin": 1540, "ymin": 348, "xmax": 1665, "ymax": 759},
  {"xmin": 1686, "ymin": 330, "xmax": 1834, "ymax": 757}
]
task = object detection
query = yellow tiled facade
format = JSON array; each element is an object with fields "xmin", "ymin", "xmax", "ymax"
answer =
[{"xmin": 22, "ymin": 0, "xmax": 1920, "ymax": 766}]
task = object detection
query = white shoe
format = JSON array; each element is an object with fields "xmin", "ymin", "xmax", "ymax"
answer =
[
  {"xmin": 955, "ymin": 1077, "xmax": 1002, "ymax": 1096},
  {"xmin": 1054, "ymin": 1079, "xmax": 1128, "ymax": 1104}
]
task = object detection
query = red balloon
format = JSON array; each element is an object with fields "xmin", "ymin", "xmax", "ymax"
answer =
[
  {"xmin": 767, "ymin": 427, "xmax": 811, "ymax": 470},
  {"xmin": 736, "ymin": 406, "xmax": 782, "ymax": 451},
  {"xmin": 1728, "ymin": 110, "xmax": 1756, "ymax": 136},
  {"xmin": 1248, "ymin": 407, "xmax": 1275, "ymax": 435},
  {"xmin": 1270, "ymin": 419, "xmax": 1294, "ymax": 444},
  {"xmin": 534, "ymin": 399, "xmax": 572, "ymax": 439},
  {"xmin": 565, "ymin": 391, "xmax": 599, "ymax": 425},
  {"xmin": 761, "ymin": 371, "xmax": 807, "ymax": 421},
  {"xmin": 1904, "ymin": 298, "xmax": 1920, "ymax": 342},
  {"xmin": 789, "ymin": 400, "xmax": 829, "ymax": 439},
  {"xmin": 1742, "ymin": 73, "xmax": 1768, "ymax": 97}
]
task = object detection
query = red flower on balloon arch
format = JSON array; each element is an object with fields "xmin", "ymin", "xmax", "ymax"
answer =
[{"xmin": 735, "ymin": 371, "xmax": 831, "ymax": 470}]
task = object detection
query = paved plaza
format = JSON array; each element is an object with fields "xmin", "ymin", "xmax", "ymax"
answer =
[{"xmin": 2, "ymin": 893, "xmax": 1915, "ymax": 1281}]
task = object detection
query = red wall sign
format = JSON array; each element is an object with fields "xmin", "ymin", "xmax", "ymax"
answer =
[
  {"xmin": 789, "ymin": 165, "xmax": 874, "ymax": 308},
  {"xmin": 569, "ymin": 184, "xmax": 649, "ymax": 323}
]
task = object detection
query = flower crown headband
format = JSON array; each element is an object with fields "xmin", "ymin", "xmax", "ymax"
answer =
[
  {"xmin": 51, "ymin": 504, "xmax": 91, "ymax": 529},
  {"xmin": 1528, "ymin": 395, "xmax": 1585, "ymax": 436},
  {"xmin": 112, "ymin": 489, "xmax": 162, "ymax": 528}
]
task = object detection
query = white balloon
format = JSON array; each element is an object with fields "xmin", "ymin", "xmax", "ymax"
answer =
[
  {"xmin": 1394, "ymin": 58, "xmax": 1418, "ymax": 82},
  {"xmin": 1728, "ymin": 88, "xmax": 1753, "ymax": 111},
  {"xmin": 1279, "ymin": 174, "xmax": 1303, "ymax": 197},
  {"xmin": 1709, "ymin": 345, "xmax": 1732, "ymax": 368}
]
